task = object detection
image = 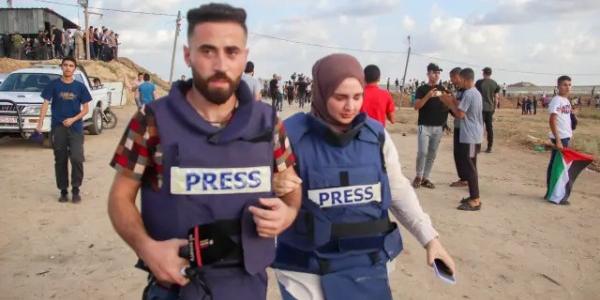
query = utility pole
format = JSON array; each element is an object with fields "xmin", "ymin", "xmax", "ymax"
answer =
[
  {"xmin": 78, "ymin": 0, "xmax": 90, "ymax": 60},
  {"xmin": 7, "ymin": 0, "xmax": 13, "ymax": 8},
  {"xmin": 79, "ymin": 0, "xmax": 101, "ymax": 60},
  {"xmin": 168, "ymin": 10, "xmax": 182, "ymax": 84},
  {"xmin": 401, "ymin": 35, "xmax": 411, "ymax": 88}
]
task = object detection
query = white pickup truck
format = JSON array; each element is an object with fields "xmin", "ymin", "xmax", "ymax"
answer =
[{"xmin": 0, "ymin": 65, "xmax": 110, "ymax": 146}]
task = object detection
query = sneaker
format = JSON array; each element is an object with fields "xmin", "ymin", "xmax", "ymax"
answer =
[
  {"xmin": 59, "ymin": 191, "xmax": 69, "ymax": 203},
  {"xmin": 72, "ymin": 193, "xmax": 81, "ymax": 204}
]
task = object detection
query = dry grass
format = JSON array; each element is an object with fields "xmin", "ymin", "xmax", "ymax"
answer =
[{"xmin": 390, "ymin": 107, "xmax": 600, "ymax": 171}]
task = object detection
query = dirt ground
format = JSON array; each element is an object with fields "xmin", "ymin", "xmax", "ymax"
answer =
[{"xmin": 0, "ymin": 104, "xmax": 599, "ymax": 300}]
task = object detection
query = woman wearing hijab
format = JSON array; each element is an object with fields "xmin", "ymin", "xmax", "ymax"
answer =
[{"xmin": 271, "ymin": 53, "xmax": 455, "ymax": 300}]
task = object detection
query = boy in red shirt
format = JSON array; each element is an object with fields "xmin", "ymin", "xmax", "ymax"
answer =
[{"xmin": 361, "ymin": 64, "xmax": 395, "ymax": 127}]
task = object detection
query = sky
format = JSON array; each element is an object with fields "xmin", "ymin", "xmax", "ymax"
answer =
[{"xmin": 7, "ymin": 0, "xmax": 600, "ymax": 85}]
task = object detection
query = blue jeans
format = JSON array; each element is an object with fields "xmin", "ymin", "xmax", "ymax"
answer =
[
  {"xmin": 546, "ymin": 138, "xmax": 570, "ymax": 188},
  {"xmin": 416, "ymin": 125, "xmax": 444, "ymax": 179}
]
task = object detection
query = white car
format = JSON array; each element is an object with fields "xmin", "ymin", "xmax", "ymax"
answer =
[
  {"xmin": 0, "ymin": 73, "xmax": 8, "ymax": 85},
  {"xmin": 0, "ymin": 65, "xmax": 109, "ymax": 146}
]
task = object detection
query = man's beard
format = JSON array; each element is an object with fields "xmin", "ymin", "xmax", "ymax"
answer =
[{"xmin": 191, "ymin": 68, "xmax": 240, "ymax": 105}]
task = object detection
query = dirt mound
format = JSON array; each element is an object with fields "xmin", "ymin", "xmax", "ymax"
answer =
[{"xmin": 0, "ymin": 57, "xmax": 170, "ymax": 104}]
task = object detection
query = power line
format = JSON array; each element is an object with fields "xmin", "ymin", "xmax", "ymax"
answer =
[
  {"xmin": 33, "ymin": 0, "xmax": 177, "ymax": 16},
  {"xmin": 250, "ymin": 33, "xmax": 600, "ymax": 77}
]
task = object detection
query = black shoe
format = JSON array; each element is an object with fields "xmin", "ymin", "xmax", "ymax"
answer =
[
  {"xmin": 558, "ymin": 200, "xmax": 570, "ymax": 206},
  {"xmin": 457, "ymin": 201, "xmax": 481, "ymax": 211},
  {"xmin": 72, "ymin": 193, "xmax": 81, "ymax": 204},
  {"xmin": 485, "ymin": 148, "xmax": 492, "ymax": 153},
  {"xmin": 59, "ymin": 191, "xmax": 69, "ymax": 203}
]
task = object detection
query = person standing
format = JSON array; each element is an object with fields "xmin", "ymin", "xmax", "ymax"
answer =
[
  {"xmin": 447, "ymin": 67, "xmax": 468, "ymax": 188},
  {"xmin": 475, "ymin": 67, "xmax": 500, "ymax": 153},
  {"xmin": 241, "ymin": 61, "xmax": 262, "ymax": 101},
  {"xmin": 52, "ymin": 26, "xmax": 64, "ymax": 59},
  {"xmin": 107, "ymin": 4, "xmax": 301, "ymax": 299},
  {"xmin": 544, "ymin": 76, "xmax": 573, "ymax": 205},
  {"xmin": 35, "ymin": 57, "xmax": 92, "ymax": 203},
  {"xmin": 74, "ymin": 29, "xmax": 85, "ymax": 60},
  {"xmin": 412, "ymin": 63, "xmax": 449, "ymax": 189},
  {"xmin": 441, "ymin": 68, "xmax": 484, "ymax": 211},
  {"xmin": 130, "ymin": 72, "xmax": 144, "ymax": 108},
  {"xmin": 88, "ymin": 26, "xmax": 96, "ymax": 59},
  {"xmin": 269, "ymin": 74, "xmax": 283, "ymax": 112},
  {"xmin": 361, "ymin": 64, "xmax": 395, "ymax": 127},
  {"xmin": 137, "ymin": 73, "xmax": 157, "ymax": 105},
  {"xmin": 272, "ymin": 53, "xmax": 455, "ymax": 300}
]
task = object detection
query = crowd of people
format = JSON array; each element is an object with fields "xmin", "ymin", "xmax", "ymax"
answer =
[
  {"xmin": 0, "ymin": 25, "xmax": 120, "ymax": 62},
  {"xmin": 266, "ymin": 72, "xmax": 312, "ymax": 111}
]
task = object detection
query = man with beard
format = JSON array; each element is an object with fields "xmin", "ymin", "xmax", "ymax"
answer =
[{"xmin": 107, "ymin": 3, "xmax": 301, "ymax": 299}]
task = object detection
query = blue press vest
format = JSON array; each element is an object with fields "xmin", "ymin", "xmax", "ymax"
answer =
[
  {"xmin": 274, "ymin": 112, "xmax": 403, "ymax": 273},
  {"xmin": 141, "ymin": 80, "xmax": 276, "ymax": 276}
]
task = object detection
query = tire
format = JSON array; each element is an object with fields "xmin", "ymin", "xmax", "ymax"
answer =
[
  {"xmin": 88, "ymin": 107, "xmax": 103, "ymax": 135},
  {"xmin": 102, "ymin": 109, "xmax": 118, "ymax": 129}
]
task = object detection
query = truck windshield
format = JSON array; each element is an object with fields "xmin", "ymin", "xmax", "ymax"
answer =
[{"xmin": 0, "ymin": 73, "xmax": 62, "ymax": 92}]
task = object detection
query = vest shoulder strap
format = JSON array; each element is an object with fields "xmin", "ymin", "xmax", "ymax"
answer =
[{"xmin": 283, "ymin": 112, "xmax": 310, "ymax": 145}]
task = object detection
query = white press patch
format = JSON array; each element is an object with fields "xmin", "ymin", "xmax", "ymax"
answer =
[
  {"xmin": 170, "ymin": 166, "xmax": 271, "ymax": 195},
  {"xmin": 307, "ymin": 183, "xmax": 381, "ymax": 208}
]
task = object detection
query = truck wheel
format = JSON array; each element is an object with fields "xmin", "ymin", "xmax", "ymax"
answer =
[
  {"xmin": 88, "ymin": 107, "xmax": 103, "ymax": 135},
  {"xmin": 42, "ymin": 132, "xmax": 53, "ymax": 148}
]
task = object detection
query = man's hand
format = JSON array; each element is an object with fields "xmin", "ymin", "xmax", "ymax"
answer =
[
  {"xmin": 137, "ymin": 239, "xmax": 190, "ymax": 286},
  {"xmin": 555, "ymin": 140, "xmax": 564, "ymax": 150},
  {"xmin": 426, "ymin": 88, "xmax": 438, "ymax": 99},
  {"xmin": 425, "ymin": 238, "xmax": 456, "ymax": 276},
  {"xmin": 62, "ymin": 117, "xmax": 75, "ymax": 127},
  {"xmin": 439, "ymin": 93, "xmax": 454, "ymax": 106},
  {"xmin": 272, "ymin": 171, "xmax": 302, "ymax": 197},
  {"xmin": 35, "ymin": 124, "xmax": 43, "ymax": 133},
  {"xmin": 248, "ymin": 198, "xmax": 297, "ymax": 238}
]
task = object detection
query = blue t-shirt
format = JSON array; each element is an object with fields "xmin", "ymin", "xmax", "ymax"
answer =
[
  {"xmin": 41, "ymin": 78, "xmax": 92, "ymax": 133},
  {"xmin": 457, "ymin": 87, "xmax": 483, "ymax": 144},
  {"xmin": 138, "ymin": 82, "xmax": 156, "ymax": 105}
]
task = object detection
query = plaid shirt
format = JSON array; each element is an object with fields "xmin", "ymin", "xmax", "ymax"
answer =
[{"xmin": 110, "ymin": 105, "xmax": 295, "ymax": 190}]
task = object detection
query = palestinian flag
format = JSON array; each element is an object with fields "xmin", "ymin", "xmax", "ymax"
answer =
[{"xmin": 545, "ymin": 148, "xmax": 594, "ymax": 204}]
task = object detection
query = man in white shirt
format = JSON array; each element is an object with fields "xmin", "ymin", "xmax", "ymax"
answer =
[{"xmin": 545, "ymin": 75, "xmax": 573, "ymax": 205}]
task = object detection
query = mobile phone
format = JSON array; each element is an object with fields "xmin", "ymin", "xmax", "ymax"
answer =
[{"xmin": 433, "ymin": 258, "xmax": 456, "ymax": 284}]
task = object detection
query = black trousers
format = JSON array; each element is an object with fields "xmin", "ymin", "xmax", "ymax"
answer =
[
  {"xmin": 457, "ymin": 142, "xmax": 480, "ymax": 199},
  {"xmin": 52, "ymin": 125, "xmax": 84, "ymax": 192},
  {"xmin": 453, "ymin": 128, "xmax": 466, "ymax": 181},
  {"xmin": 482, "ymin": 111, "xmax": 494, "ymax": 149}
]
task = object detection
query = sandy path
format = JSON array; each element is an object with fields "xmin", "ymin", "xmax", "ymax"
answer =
[{"xmin": 0, "ymin": 103, "xmax": 598, "ymax": 299}]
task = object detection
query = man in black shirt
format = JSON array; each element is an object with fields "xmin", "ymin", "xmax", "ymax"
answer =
[
  {"xmin": 52, "ymin": 26, "xmax": 64, "ymax": 59},
  {"xmin": 412, "ymin": 63, "xmax": 449, "ymax": 188}
]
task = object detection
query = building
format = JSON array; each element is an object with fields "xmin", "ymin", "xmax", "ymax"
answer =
[{"xmin": 0, "ymin": 8, "xmax": 79, "ymax": 36}]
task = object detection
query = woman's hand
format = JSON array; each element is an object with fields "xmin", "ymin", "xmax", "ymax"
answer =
[
  {"xmin": 272, "ymin": 169, "xmax": 302, "ymax": 197},
  {"xmin": 425, "ymin": 238, "xmax": 456, "ymax": 275}
]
